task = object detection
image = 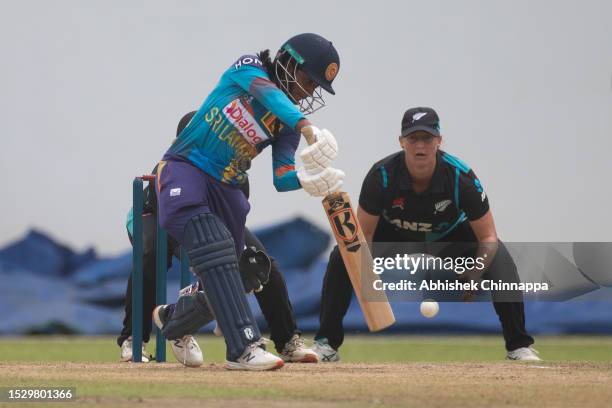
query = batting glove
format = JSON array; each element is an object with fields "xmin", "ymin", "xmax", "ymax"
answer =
[
  {"xmin": 297, "ymin": 166, "xmax": 345, "ymax": 197},
  {"xmin": 299, "ymin": 128, "xmax": 339, "ymax": 174}
]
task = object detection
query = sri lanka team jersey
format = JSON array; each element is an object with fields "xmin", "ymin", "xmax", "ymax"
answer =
[{"xmin": 163, "ymin": 55, "xmax": 305, "ymax": 191}]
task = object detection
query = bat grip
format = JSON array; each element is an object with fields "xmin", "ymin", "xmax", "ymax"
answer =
[{"xmin": 322, "ymin": 191, "xmax": 344, "ymax": 203}]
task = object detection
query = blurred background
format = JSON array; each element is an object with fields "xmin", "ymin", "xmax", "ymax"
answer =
[{"xmin": 1, "ymin": 0, "xmax": 611, "ymax": 336}]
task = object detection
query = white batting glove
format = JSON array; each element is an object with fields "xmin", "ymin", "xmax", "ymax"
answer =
[
  {"xmin": 299, "ymin": 128, "xmax": 339, "ymax": 174},
  {"xmin": 297, "ymin": 166, "xmax": 345, "ymax": 197}
]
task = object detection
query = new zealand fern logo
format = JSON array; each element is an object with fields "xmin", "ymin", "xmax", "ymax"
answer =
[{"xmin": 434, "ymin": 199, "xmax": 452, "ymax": 214}]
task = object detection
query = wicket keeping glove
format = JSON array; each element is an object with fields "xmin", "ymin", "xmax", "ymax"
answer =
[
  {"xmin": 177, "ymin": 246, "xmax": 271, "ymax": 295},
  {"xmin": 239, "ymin": 246, "xmax": 271, "ymax": 293}
]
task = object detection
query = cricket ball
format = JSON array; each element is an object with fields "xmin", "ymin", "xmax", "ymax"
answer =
[{"xmin": 420, "ymin": 299, "xmax": 439, "ymax": 318}]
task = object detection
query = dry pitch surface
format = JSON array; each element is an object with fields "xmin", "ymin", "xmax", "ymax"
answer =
[{"xmin": 0, "ymin": 336, "xmax": 611, "ymax": 408}]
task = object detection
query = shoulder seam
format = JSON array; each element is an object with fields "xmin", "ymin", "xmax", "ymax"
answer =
[
  {"xmin": 441, "ymin": 151, "xmax": 471, "ymax": 174},
  {"xmin": 232, "ymin": 54, "xmax": 266, "ymax": 72}
]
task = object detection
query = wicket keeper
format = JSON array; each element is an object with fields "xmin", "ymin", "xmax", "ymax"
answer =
[{"xmin": 313, "ymin": 107, "xmax": 540, "ymax": 362}]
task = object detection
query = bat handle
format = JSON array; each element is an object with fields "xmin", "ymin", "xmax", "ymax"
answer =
[{"xmin": 322, "ymin": 191, "xmax": 344, "ymax": 203}]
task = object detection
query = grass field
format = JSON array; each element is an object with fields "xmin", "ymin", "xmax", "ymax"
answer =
[{"xmin": 1, "ymin": 335, "xmax": 611, "ymax": 407}]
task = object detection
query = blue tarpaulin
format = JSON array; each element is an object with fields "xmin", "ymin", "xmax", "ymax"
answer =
[{"xmin": 0, "ymin": 219, "xmax": 610, "ymax": 335}]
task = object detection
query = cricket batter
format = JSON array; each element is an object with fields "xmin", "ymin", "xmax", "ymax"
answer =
[
  {"xmin": 152, "ymin": 33, "xmax": 344, "ymax": 371},
  {"xmin": 119, "ymin": 112, "xmax": 318, "ymax": 366},
  {"xmin": 313, "ymin": 107, "xmax": 540, "ymax": 362}
]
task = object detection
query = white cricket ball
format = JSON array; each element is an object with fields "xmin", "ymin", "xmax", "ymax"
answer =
[{"xmin": 420, "ymin": 299, "xmax": 439, "ymax": 318}]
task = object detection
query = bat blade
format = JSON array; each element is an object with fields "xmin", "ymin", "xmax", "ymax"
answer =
[{"xmin": 322, "ymin": 191, "xmax": 395, "ymax": 332}]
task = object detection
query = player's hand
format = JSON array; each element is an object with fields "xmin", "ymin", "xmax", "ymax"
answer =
[
  {"xmin": 299, "ymin": 128, "xmax": 338, "ymax": 173},
  {"xmin": 457, "ymin": 269, "xmax": 484, "ymax": 302},
  {"xmin": 239, "ymin": 246, "xmax": 271, "ymax": 293},
  {"xmin": 298, "ymin": 166, "xmax": 345, "ymax": 197},
  {"xmin": 300, "ymin": 125, "xmax": 320, "ymax": 145}
]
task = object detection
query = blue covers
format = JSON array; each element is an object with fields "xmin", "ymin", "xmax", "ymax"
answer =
[{"xmin": 0, "ymin": 222, "xmax": 610, "ymax": 335}]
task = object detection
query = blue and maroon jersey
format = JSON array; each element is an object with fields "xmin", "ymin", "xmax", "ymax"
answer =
[{"xmin": 163, "ymin": 55, "xmax": 305, "ymax": 191}]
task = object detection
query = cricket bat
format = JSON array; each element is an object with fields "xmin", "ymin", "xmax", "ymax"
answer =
[
  {"xmin": 322, "ymin": 192, "xmax": 396, "ymax": 332},
  {"xmin": 301, "ymin": 129, "xmax": 394, "ymax": 331}
]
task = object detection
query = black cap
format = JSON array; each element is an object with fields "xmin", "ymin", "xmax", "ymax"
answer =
[
  {"xmin": 282, "ymin": 33, "xmax": 340, "ymax": 94},
  {"xmin": 401, "ymin": 107, "xmax": 441, "ymax": 137}
]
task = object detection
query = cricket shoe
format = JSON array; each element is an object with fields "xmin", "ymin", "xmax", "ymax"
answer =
[
  {"xmin": 312, "ymin": 338, "xmax": 340, "ymax": 362},
  {"xmin": 507, "ymin": 347, "xmax": 541, "ymax": 361},
  {"xmin": 153, "ymin": 305, "xmax": 204, "ymax": 367},
  {"xmin": 225, "ymin": 338, "xmax": 284, "ymax": 371},
  {"xmin": 280, "ymin": 334, "xmax": 319, "ymax": 363},
  {"xmin": 120, "ymin": 337, "xmax": 152, "ymax": 363}
]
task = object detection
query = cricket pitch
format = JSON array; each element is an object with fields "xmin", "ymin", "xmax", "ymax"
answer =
[{"xmin": 1, "ymin": 336, "xmax": 611, "ymax": 408}]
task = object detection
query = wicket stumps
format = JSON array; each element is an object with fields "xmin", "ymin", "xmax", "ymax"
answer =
[{"xmin": 132, "ymin": 175, "xmax": 192, "ymax": 363}]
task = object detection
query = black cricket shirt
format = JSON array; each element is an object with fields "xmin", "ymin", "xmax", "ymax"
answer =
[{"xmin": 358, "ymin": 150, "xmax": 489, "ymax": 242}]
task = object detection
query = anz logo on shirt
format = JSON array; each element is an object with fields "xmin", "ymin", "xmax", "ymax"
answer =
[
  {"xmin": 395, "ymin": 220, "xmax": 432, "ymax": 232},
  {"xmin": 383, "ymin": 211, "xmax": 432, "ymax": 232},
  {"xmin": 383, "ymin": 211, "xmax": 452, "ymax": 233}
]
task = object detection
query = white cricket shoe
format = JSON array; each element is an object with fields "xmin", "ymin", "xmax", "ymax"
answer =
[
  {"xmin": 312, "ymin": 338, "xmax": 340, "ymax": 362},
  {"xmin": 169, "ymin": 335, "xmax": 204, "ymax": 367},
  {"xmin": 280, "ymin": 334, "xmax": 319, "ymax": 363},
  {"xmin": 225, "ymin": 339, "xmax": 284, "ymax": 371},
  {"xmin": 507, "ymin": 347, "xmax": 541, "ymax": 361},
  {"xmin": 153, "ymin": 305, "xmax": 204, "ymax": 367},
  {"xmin": 120, "ymin": 337, "xmax": 151, "ymax": 363}
]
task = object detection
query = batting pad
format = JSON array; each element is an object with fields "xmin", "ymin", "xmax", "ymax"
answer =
[
  {"xmin": 161, "ymin": 291, "xmax": 214, "ymax": 340},
  {"xmin": 183, "ymin": 213, "xmax": 261, "ymax": 360}
]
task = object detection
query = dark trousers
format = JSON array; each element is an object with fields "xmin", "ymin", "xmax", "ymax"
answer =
[
  {"xmin": 316, "ymin": 228, "xmax": 535, "ymax": 351},
  {"xmin": 118, "ymin": 217, "xmax": 299, "ymax": 352}
]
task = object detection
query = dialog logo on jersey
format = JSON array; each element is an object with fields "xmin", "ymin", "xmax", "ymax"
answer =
[{"xmin": 223, "ymin": 99, "xmax": 269, "ymax": 146}]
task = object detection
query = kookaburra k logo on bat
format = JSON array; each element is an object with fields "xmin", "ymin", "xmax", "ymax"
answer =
[{"xmin": 326, "ymin": 196, "xmax": 361, "ymax": 252}]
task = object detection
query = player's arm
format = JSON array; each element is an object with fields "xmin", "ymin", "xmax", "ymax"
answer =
[
  {"xmin": 357, "ymin": 207, "xmax": 380, "ymax": 245},
  {"xmin": 295, "ymin": 119, "xmax": 311, "ymax": 134},
  {"xmin": 468, "ymin": 210, "xmax": 499, "ymax": 270},
  {"xmin": 271, "ymin": 128, "xmax": 301, "ymax": 192},
  {"xmin": 227, "ymin": 63, "xmax": 320, "ymax": 144},
  {"xmin": 357, "ymin": 164, "xmax": 385, "ymax": 244},
  {"xmin": 271, "ymin": 127, "xmax": 340, "ymax": 194},
  {"xmin": 458, "ymin": 170, "xmax": 498, "ymax": 298},
  {"xmin": 460, "ymin": 169, "xmax": 497, "ymax": 262},
  {"xmin": 469, "ymin": 210, "xmax": 497, "ymax": 243}
]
